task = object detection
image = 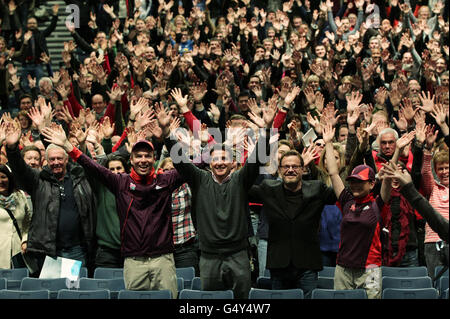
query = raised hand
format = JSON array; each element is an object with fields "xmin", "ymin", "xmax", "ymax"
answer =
[
  {"xmin": 346, "ymin": 90, "xmax": 363, "ymax": 113},
  {"xmin": 41, "ymin": 125, "xmax": 73, "ymax": 152},
  {"xmin": 322, "ymin": 122, "xmax": 335, "ymax": 144},
  {"xmin": 101, "ymin": 116, "xmax": 115, "ymax": 139},
  {"xmin": 301, "ymin": 143, "xmax": 320, "ymax": 167},
  {"xmin": 418, "ymin": 91, "xmax": 435, "ymax": 113},
  {"xmin": 154, "ymin": 102, "xmax": 173, "ymax": 129},
  {"xmin": 129, "ymin": 97, "xmax": 148, "ymax": 120},
  {"xmin": 284, "ymin": 85, "xmax": 301, "ymax": 106},
  {"xmin": 170, "ymin": 88, "xmax": 189, "ymax": 110},
  {"xmin": 396, "ymin": 130, "xmax": 416, "ymax": 150}
]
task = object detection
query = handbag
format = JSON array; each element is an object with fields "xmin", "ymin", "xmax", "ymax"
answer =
[{"xmin": 4, "ymin": 208, "xmax": 37, "ymax": 272}]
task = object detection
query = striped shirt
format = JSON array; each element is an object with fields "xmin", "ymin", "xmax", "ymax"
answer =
[
  {"xmin": 421, "ymin": 152, "xmax": 449, "ymax": 243},
  {"xmin": 172, "ymin": 183, "xmax": 196, "ymax": 245}
]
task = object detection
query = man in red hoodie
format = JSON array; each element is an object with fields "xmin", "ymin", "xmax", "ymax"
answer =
[{"xmin": 42, "ymin": 126, "xmax": 183, "ymax": 298}]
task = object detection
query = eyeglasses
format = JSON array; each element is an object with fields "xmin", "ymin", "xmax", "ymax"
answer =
[
  {"xmin": 315, "ymin": 143, "xmax": 325, "ymax": 147},
  {"xmin": 280, "ymin": 165, "xmax": 302, "ymax": 171}
]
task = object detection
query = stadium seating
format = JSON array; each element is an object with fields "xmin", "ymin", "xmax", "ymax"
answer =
[
  {"xmin": 176, "ymin": 267, "xmax": 195, "ymax": 289},
  {"xmin": 0, "ymin": 289, "xmax": 50, "ymax": 299},
  {"xmin": 177, "ymin": 277, "xmax": 184, "ymax": 291},
  {"xmin": 311, "ymin": 288, "xmax": 367, "ymax": 299},
  {"xmin": 93, "ymin": 267, "xmax": 124, "ymax": 279},
  {"xmin": 248, "ymin": 288, "xmax": 304, "ymax": 299},
  {"xmin": 382, "ymin": 288, "xmax": 439, "ymax": 299},
  {"xmin": 382, "ymin": 276, "xmax": 433, "ymax": 290},
  {"xmin": 437, "ymin": 276, "xmax": 449, "ymax": 297},
  {"xmin": 381, "ymin": 266, "xmax": 428, "ymax": 278},
  {"xmin": 0, "ymin": 278, "xmax": 6, "ymax": 289},
  {"xmin": 256, "ymin": 276, "xmax": 272, "ymax": 289},
  {"xmin": 79, "ymin": 278, "xmax": 125, "ymax": 299},
  {"xmin": 190, "ymin": 277, "xmax": 202, "ymax": 290},
  {"xmin": 118, "ymin": 289, "xmax": 172, "ymax": 299},
  {"xmin": 178, "ymin": 289, "xmax": 234, "ymax": 299},
  {"xmin": 20, "ymin": 278, "xmax": 69, "ymax": 299},
  {"xmin": 317, "ymin": 276, "xmax": 335, "ymax": 289},
  {"xmin": 57, "ymin": 289, "xmax": 110, "ymax": 299},
  {"xmin": 318, "ymin": 266, "xmax": 336, "ymax": 277},
  {"xmin": 0, "ymin": 268, "xmax": 29, "ymax": 290}
]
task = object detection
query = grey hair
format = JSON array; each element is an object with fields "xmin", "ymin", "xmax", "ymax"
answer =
[
  {"xmin": 38, "ymin": 77, "xmax": 53, "ymax": 88},
  {"xmin": 45, "ymin": 144, "xmax": 68, "ymax": 160},
  {"xmin": 378, "ymin": 128, "xmax": 398, "ymax": 141}
]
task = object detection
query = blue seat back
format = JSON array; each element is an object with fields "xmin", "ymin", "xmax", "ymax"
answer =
[
  {"xmin": 79, "ymin": 267, "xmax": 88, "ymax": 278},
  {"xmin": 57, "ymin": 289, "xmax": 110, "ymax": 299},
  {"xmin": 0, "ymin": 268, "xmax": 29, "ymax": 280},
  {"xmin": 317, "ymin": 276, "xmax": 334, "ymax": 289},
  {"xmin": 176, "ymin": 267, "xmax": 195, "ymax": 288},
  {"xmin": 177, "ymin": 277, "xmax": 184, "ymax": 291},
  {"xmin": 118, "ymin": 289, "xmax": 172, "ymax": 299},
  {"xmin": 0, "ymin": 278, "xmax": 6, "ymax": 290},
  {"xmin": 382, "ymin": 276, "xmax": 432, "ymax": 290},
  {"xmin": 190, "ymin": 277, "xmax": 202, "ymax": 290},
  {"xmin": 79, "ymin": 278, "xmax": 125, "ymax": 291},
  {"xmin": 0, "ymin": 289, "xmax": 50, "ymax": 299},
  {"xmin": 311, "ymin": 289, "xmax": 367, "ymax": 299},
  {"xmin": 20, "ymin": 278, "xmax": 68, "ymax": 299},
  {"xmin": 318, "ymin": 267, "xmax": 336, "ymax": 277},
  {"xmin": 178, "ymin": 289, "xmax": 234, "ymax": 299},
  {"xmin": 381, "ymin": 266, "xmax": 428, "ymax": 277},
  {"xmin": 256, "ymin": 276, "xmax": 272, "ymax": 289},
  {"xmin": 249, "ymin": 288, "xmax": 304, "ymax": 299},
  {"xmin": 382, "ymin": 288, "xmax": 438, "ymax": 299},
  {"xmin": 93, "ymin": 267, "xmax": 124, "ymax": 279}
]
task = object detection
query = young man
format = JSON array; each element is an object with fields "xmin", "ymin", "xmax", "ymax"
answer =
[{"xmin": 41, "ymin": 125, "xmax": 183, "ymax": 298}]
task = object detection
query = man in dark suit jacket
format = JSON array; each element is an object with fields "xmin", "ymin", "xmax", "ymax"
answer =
[{"xmin": 249, "ymin": 150, "xmax": 337, "ymax": 298}]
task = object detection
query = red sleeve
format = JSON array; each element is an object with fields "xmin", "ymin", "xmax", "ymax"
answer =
[
  {"xmin": 272, "ymin": 110, "xmax": 287, "ymax": 129},
  {"xmin": 63, "ymin": 100, "xmax": 75, "ymax": 119},
  {"xmin": 68, "ymin": 83, "xmax": 84, "ymax": 117},
  {"xmin": 112, "ymin": 128, "xmax": 128, "ymax": 153},
  {"xmin": 102, "ymin": 103, "xmax": 115, "ymax": 124},
  {"xmin": 68, "ymin": 146, "xmax": 83, "ymax": 161},
  {"xmin": 183, "ymin": 111, "xmax": 215, "ymax": 145}
]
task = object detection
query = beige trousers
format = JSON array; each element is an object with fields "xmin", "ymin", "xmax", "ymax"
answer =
[
  {"xmin": 124, "ymin": 253, "xmax": 178, "ymax": 299},
  {"xmin": 334, "ymin": 264, "xmax": 381, "ymax": 299}
]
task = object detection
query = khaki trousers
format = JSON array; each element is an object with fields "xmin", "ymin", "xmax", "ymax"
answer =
[
  {"xmin": 334, "ymin": 264, "xmax": 381, "ymax": 299},
  {"xmin": 124, "ymin": 253, "xmax": 178, "ymax": 298}
]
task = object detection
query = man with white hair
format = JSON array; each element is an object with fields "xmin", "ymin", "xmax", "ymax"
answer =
[
  {"xmin": 5, "ymin": 124, "xmax": 96, "ymax": 277},
  {"xmin": 373, "ymin": 128, "xmax": 413, "ymax": 172}
]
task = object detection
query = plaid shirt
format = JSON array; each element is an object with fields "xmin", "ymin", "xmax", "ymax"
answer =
[{"xmin": 172, "ymin": 183, "xmax": 196, "ymax": 245}]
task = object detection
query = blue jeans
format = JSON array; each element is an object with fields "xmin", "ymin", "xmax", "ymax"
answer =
[
  {"xmin": 258, "ymin": 239, "xmax": 268, "ymax": 277},
  {"xmin": 56, "ymin": 245, "xmax": 87, "ymax": 267},
  {"xmin": 399, "ymin": 249, "xmax": 419, "ymax": 267},
  {"xmin": 270, "ymin": 265, "xmax": 318, "ymax": 298},
  {"xmin": 20, "ymin": 63, "xmax": 45, "ymax": 92}
]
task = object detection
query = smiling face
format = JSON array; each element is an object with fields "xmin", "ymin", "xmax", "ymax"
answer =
[
  {"xmin": 47, "ymin": 148, "xmax": 68, "ymax": 180},
  {"xmin": 24, "ymin": 150, "xmax": 41, "ymax": 169},
  {"xmin": 279, "ymin": 155, "xmax": 303, "ymax": 189},
  {"xmin": 435, "ymin": 161, "xmax": 449, "ymax": 187},
  {"xmin": 0, "ymin": 172, "xmax": 9, "ymax": 196},
  {"xmin": 210, "ymin": 149, "xmax": 233, "ymax": 182},
  {"xmin": 130, "ymin": 147, "xmax": 154, "ymax": 177},
  {"xmin": 348, "ymin": 179, "xmax": 375, "ymax": 198}
]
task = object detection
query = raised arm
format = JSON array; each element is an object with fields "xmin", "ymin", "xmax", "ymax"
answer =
[
  {"xmin": 323, "ymin": 123, "xmax": 345, "ymax": 198},
  {"xmin": 40, "ymin": 125, "xmax": 121, "ymax": 194}
]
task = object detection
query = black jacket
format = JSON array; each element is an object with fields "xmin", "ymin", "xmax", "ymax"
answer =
[
  {"xmin": 6, "ymin": 143, "xmax": 97, "ymax": 258},
  {"xmin": 249, "ymin": 179, "xmax": 337, "ymax": 271}
]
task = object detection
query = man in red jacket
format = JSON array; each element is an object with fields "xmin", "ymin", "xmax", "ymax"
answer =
[{"xmin": 42, "ymin": 126, "xmax": 183, "ymax": 298}]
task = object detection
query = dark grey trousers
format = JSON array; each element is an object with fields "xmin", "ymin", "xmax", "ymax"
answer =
[{"xmin": 199, "ymin": 249, "xmax": 251, "ymax": 299}]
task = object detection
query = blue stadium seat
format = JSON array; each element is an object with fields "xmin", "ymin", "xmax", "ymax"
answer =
[
  {"xmin": 264, "ymin": 269, "xmax": 271, "ymax": 277},
  {"xmin": 443, "ymin": 288, "xmax": 449, "ymax": 299},
  {"xmin": 382, "ymin": 288, "xmax": 438, "ymax": 299},
  {"xmin": 93, "ymin": 267, "xmax": 124, "ymax": 279},
  {"xmin": 249, "ymin": 288, "xmax": 304, "ymax": 299},
  {"xmin": 118, "ymin": 289, "xmax": 172, "ymax": 299},
  {"xmin": 190, "ymin": 277, "xmax": 202, "ymax": 290},
  {"xmin": 57, "ymin": 289, "xmax": 110, "ymax": 299},
  {"xmin": 317, "ymin": 276, "xmax": 334, "ymax": 289},
  {"xmin": 0, "ymin": 278, "xmax": 6, "ymax": 289},
  {"xmin": 382, "ymin": 276, "xmax": 433, "ymax": 290},
  {"xmin": 437, "ymin": 276, "xmax": 449, "ymax": 297},
  {"xmin": 177, "ymin": 277, "xmax": 184, "ymax": 291},
  {"xmin": 178, "ymin": 289, "xmax": 234, "ymax": 299},
  {"xmin": 79, "ymin": 278, "xmax": 125, "ymax": 299},
  {"xmin": 318, "ymin": 266, "xmax": 336, "ymax": 278},
  {"xmin": 0, "ymin": 289, "xmax": 50, "ymax": 299},
  {"xmin": 0, "ymin": 268, "xmax": 29, "ymax": 290},
  {"xmin": 20, "ymin": 278, "xmax": 68, "ymax": 299},
  {"xmin": 79, "ymin": 267, "xmax": 88, "ymax": 278},
  {"xmin": 256, "ymin": 276, "xmax": 272, "ymax": 289},
  {"xmin": 176, "ymin": 267, "xmax": 195, "ymax": 288},
  {"xmin": 311, "ymin": 289, "xmax": 367, "ymax": 299},
  {"xmin": 381, "ymin": 266, "xmax": 428, "ymax": 278}
]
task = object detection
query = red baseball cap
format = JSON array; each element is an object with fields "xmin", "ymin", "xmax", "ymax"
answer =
[
  {"xmin": 131, "ymin": 139, "xmax": 154, "ymax": 152},
  {"xmin": 346, "ymin": 165, "xmax": 375, "ymax": 181}
]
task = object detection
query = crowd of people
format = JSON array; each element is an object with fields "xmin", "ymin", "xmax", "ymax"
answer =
[{"xmin": 0, "ymin": 0, "xmax": 448, "ymax": 299}]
